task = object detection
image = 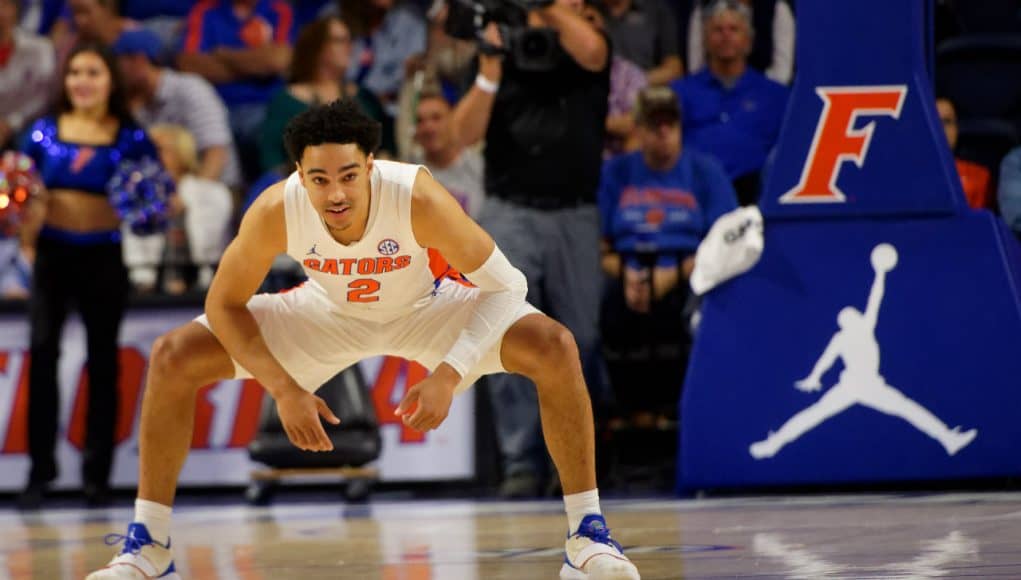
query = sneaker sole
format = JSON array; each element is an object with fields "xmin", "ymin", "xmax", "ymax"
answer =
[
  {"xmin": 560, "ymin": 562, "xmax": 589, "ymax": 579},
  {"xmin": 559, "ymin": 560, "xmax": 641, "ymax": 580},
  {"xmin": 86, "ymin": 564, "xmax": 181, "ymax": 579}
]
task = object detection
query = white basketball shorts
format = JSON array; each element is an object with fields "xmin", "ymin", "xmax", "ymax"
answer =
[{"xmin": 195, "ymin": 279, "xmax": 540, "ymax": 393}]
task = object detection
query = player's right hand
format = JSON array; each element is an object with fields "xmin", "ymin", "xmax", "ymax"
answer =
[
  {"xmin": 275, "ymin": 388, "xmax": 341, "ymax": 452},
  {"xmin": 794, "ymin": 378, "xmax": 822, "ymax": 392}
]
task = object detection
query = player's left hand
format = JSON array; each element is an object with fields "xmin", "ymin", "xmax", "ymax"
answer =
[{"xmin": 395, "ymin": 365, "xmax": 459, "ymax": 432}]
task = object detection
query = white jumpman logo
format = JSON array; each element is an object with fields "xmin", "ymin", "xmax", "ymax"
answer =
[
  {"xmin": 749, "ymin": 243, "xmax": 978, "ymax": 459},
  {"xmin": 752, "ymin": 530, "xmax": 979, "ymax": 579}
]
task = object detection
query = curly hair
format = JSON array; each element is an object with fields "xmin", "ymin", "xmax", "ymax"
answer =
[{"xmin": 283, "ymin": 98, "xmax": 381, "ymax": 164}]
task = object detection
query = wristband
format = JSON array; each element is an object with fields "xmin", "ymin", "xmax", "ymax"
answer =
[{"xmin": 475, "ymin": 74, "xmax": 499, "ymax": 94}]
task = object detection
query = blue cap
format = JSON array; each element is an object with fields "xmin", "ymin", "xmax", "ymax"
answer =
[{"xmin": 111, "ymin": 28, "xmax": 162, "ymax": 61}]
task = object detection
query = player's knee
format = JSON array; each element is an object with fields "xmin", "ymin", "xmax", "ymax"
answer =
[
  {"xmin": 527, "ymin": 321, "xmax": 580, "ymax": 379},
  {"xmin": 549, "ymin": 322, "xmax": 580, "ymax": 360},
  {"xmin": 149, "ymin": 331, "xmax": 201, "ymax": 384}
]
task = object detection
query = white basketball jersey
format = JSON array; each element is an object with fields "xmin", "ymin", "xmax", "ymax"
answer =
[{"xmin": 282, "ymin": 159, "xmax": 471, "ymax": 323}]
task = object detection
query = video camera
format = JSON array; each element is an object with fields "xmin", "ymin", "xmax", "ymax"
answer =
[{"xmin": 444, "ymin": 0, "xmax": 561, "ymax": 72}]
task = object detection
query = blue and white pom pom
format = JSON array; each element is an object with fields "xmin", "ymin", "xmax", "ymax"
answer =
[{"xmin": 107, "ymin": 157, "xmax": 176, "ymax": 236}]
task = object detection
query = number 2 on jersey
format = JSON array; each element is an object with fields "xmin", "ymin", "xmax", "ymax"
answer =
[{"xmin": 347, "ymin": 279, "xmax": 381, "ymax": 303}]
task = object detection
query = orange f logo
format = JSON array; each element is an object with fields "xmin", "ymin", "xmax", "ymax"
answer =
[{"xmin": 780, "ymin": 86, "xmax": 907, "ymax": 203}]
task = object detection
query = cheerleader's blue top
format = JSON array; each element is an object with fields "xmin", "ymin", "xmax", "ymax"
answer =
[{"xmin": 20, "ymin": 116, "xmax": 158, "ymax": 196}]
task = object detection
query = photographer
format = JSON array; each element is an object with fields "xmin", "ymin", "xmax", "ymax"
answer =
[{"xmin": 450, "ymin": 0, "xmax": 610, "ymax": 498}]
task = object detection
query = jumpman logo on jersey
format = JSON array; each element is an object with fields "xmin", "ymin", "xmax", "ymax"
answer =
[
  {"xmin": 306, "ymin": 243, "xmax": 322, "ymax": 257},
  {"xmin": 749, "ymin": 244, "xmax": 978, "ymax": 459}
]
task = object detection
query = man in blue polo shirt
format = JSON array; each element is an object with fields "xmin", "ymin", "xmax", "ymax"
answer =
[
  {"xmin": 670, "ymin": 0, "xmax": 788, "ymax": 205},
  {"xmin": 178, "ymin": 0, "xmax": 294, "ymax": 182}
]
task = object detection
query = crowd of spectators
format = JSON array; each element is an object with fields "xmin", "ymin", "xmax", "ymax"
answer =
[
  {"xmin": 3, "ymin": 0, "xmax": 1017, "ymax": 498},
  {"xmin": 0, "ymin": 0, "xmax": 793, "ymax": 499},
  {"xmin": 0, "ymin": 0, "xmax": 797, "ymax": 296}
]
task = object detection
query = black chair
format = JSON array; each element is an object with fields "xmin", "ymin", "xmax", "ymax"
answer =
[
  {"xmin": 957, "ymin": 118, "xmax": 1020, "ymax": 175},
  {"xmin": 936, "ymin": 36, "xmax": 1021, "ymax": 123},
  {"xmin": 246, "ymin": 366, "xmax": 382, "ymax": 503},
  {"xmin": 952, "ymin": 0, "xmax": 1021, "ymax": 35}
]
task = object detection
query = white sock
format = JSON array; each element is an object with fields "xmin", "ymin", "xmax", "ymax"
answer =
[
  {"xmin": 134, "ymin": 499, "xmax": 172, "ymax": 546},
  {"xmin": 564, "ymin": 488, "xmax": 602, "ymax": 533}
]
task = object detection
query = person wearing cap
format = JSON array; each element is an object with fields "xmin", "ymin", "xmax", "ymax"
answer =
[
  {"xmin": 112, "ymin": 27, "xmax": 239, "ymax": 188},
  {"xmin": 598, "ymin": 85, "xmax": 737, "ymax": 429},
  {"xmin": 0, "ymin": 0, "xmax": 55, "ymax": 147}
]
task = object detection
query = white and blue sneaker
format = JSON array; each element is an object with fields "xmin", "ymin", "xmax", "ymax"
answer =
[
  {"xmin": 86, "ymin": 523, "xmax": 179, "ymax": 579},
  {"xmin": 560, "ymin": 514, "xmax": 641, "ymax": 579}
]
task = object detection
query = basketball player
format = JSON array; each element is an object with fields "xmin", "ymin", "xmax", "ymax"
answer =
[{"xmin": 87, "ymin": 100, "xmax": 640, "ymax": 580}]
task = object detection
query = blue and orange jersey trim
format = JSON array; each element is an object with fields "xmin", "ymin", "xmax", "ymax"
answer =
[
  {"xmin": 183, "ymin": 0, "xmax": 216, "ymax": 53},
  {"xmin": 427, "ymin": 248, "xmax": 475, "ymax": 290},
  {"xmin": 270, "ymin": 0, "xmax": 293, "ymax": 44}
]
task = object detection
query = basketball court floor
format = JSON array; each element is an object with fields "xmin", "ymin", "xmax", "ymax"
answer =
[{"xmin": 3, "ymin": 491, "xmax": 1021, "ymax": 579}]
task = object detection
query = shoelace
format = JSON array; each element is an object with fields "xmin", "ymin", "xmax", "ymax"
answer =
[
  {"xmin": 103, "ymin": 532, "xmax": 168, "ymax": 555},
  {"xmin": 574, "ymin": 521, "xmax": 623, "ymax": 552}
]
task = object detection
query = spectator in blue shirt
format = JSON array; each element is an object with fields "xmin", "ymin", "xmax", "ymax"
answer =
[
  {"xmin": 177, "ymin": 0, "xmax": 294, "ymax": 182},
  {"xmin": 599, "ymin": 85, "xmax": 736, "ymax": 427},
  {"xmin": 669, "ymin": 0, "xmax": 787, "ymax": 205},
  {"xmin": 20, "ymin": 0, "xmax": 65, "ymax": 35}
]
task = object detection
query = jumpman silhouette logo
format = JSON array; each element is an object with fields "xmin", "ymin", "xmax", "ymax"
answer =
[
  {"xmin": 753, "ymin": 530, "xmax": 979, "ymax": 578},
  {"xmin": 306, "ymin": 243, "xmax": 321, "ymax": 257},
  {"xmin": 749, "ymin": 243, "xmax": 978, "ymax": 459}
]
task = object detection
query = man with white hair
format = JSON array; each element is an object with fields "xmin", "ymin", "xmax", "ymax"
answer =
[
  {"xmin": 686, "ymin": 0, "xmax": 795, "ymax": 85},
  {"xmin": 669, "ymin": 0, "xmax": 788, "ymax": 205}
]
